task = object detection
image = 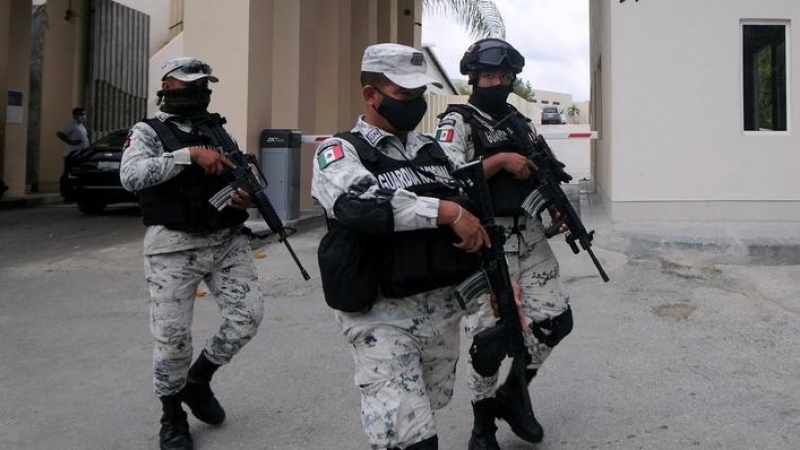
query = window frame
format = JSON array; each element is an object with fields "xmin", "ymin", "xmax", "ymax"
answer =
[{"xmin": 741, "ymin": 20, "xmax": 791, "ymax": 134}]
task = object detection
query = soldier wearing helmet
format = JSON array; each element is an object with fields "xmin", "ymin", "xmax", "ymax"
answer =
[{"xmin": 435, "ymin": 39, "xmax": 574, "ymax": 449}]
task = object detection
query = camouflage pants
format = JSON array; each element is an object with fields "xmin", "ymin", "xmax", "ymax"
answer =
[
  {"xmin": 145, "ymin": 233, "xmax": 265, "ymax": 397},
  {"xmin": 463, "ymin": 216, "xmax": 571, "ymax": 401},
  {"xmin": 338, "ymin": 286, "xmax": 472, "ymax": 449}
]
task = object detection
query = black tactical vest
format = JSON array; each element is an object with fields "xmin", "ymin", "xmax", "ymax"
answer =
[
  {"xmin": 442, "ymin": 104, "xmax": 535, "ymax": 216},
  {"xmin": 336, "ymin": 132, "xmax": 479, "ymax": 298},
  {"xmin": 136, "ymin": 118, "xmax": 248, "ymax": 233}
]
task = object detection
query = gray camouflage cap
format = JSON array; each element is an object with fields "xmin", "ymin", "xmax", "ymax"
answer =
[
  {"xmin": 161, "ymin": 57, "xmax": 219, "ymax": 83},
  {"xmin": 361, "ymin": 43, "xmax": 443, "ymax": 89}
]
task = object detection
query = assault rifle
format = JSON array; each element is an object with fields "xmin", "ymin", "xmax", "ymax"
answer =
[
  {"xmin": 190, "ymin": 112, "xmax": 310, "ymax": 280},
  {"xmin": 451, "ymin": 160, "xmax": 536, "ymax": 431},
  {"xmin": 498, "ymin": 111, "xmax": 609, "ymax": 282}
]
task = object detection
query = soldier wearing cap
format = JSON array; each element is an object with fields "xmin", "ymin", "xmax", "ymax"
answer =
[
  {"xmin": 120, "ymin": 57, "xmax": 265, "ymax": 450},
  {"xmin": 434, "ymin": 39, "xmax": 574, "ymax": 449},
  {"xmin": 311, "ymin": 43, "xmax": 491, "ymax": 450}
]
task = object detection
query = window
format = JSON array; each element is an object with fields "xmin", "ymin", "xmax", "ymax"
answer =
[
  {"xmin": 742, "ymin": 23, "xmax": 787, "ymax": 131},
  {"xmin": 541, "ymin": 100, "xmax": 549, "ymax": 104},
  {"xmin": 553, "ymin": 101, "xmax": 560, "ymax": 105}
]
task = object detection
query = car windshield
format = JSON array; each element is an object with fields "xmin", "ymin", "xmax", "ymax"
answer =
[{"xmin": 92, "ymin": 130, "xmax": 129, "ymax": 148}]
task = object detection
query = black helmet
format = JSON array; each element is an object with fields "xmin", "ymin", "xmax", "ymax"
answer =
[{"xmin": 459, "ymin": 38, "xmax": 525, "ymax": 75}]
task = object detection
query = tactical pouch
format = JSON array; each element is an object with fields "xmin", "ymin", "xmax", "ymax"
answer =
[
  {"xmin": 317, "ymin": 222, "xmax": 379, "ymax": 313},
  {"xmin": 378, "ymin": 228, "xmax": 479, "ymax": 298},
  {"xmin": 469, "ymin": 324, "xmax": 509, "ymax": 377}
]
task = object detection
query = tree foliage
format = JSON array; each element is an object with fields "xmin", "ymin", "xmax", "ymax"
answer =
[
  {"xmin": 512, "ymin": 78, "xmax": 535, "ymax": 102},
  {"xmin": 421, "ymin": 0, "xmax": 506, "ymax": 39},
  {"xmin": 454, "ymin": 80, "xmax": 472, "ymax": 95},
  {"xmin": 566, "ymin": 104, "xmax": 581, "ymax": 123}
]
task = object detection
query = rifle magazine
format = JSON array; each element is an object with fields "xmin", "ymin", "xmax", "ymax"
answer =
[
  {"xmin": 521, "ymin": 189, "xmax": 549, "ymax": 218},
  {"xmin": 208, "ymin": 185, "xmax": 236, "ymax": 211},
  {"xmin": 455, "ymin": 271, "xmax": 490, "ymax": 307}
]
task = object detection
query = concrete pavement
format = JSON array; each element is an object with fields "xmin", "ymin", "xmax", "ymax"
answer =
[{"xmin": 1, "ymin": 196, "xmax": 800, "ymax": 449}]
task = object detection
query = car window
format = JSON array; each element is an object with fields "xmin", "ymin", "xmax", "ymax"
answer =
[{"xmin": 92, "ymin": 129, "xmax": 129, "ymax": 148}]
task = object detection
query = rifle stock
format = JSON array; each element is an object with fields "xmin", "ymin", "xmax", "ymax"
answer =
[{"xmin": 190, "ymin": 113, "xmax": 310, "ymax": 280}]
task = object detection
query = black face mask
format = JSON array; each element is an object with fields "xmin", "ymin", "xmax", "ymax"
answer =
[
  {"xmin": 157, "ymin": 85, "xmax": 212, "ymax": 116},
  {"xmin": 470, "ymin": 84, "xmax": 513, "ymax": 117},
  {"xmin": 374, "ymin": 89, "xmax": 428, "ymax": 132}
]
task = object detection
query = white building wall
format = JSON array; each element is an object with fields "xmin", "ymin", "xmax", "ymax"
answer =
[
  {"xmin": 594, "ymin": 0, "xmax": 800, "ymax": 221},
  {"xmin": 419, "ymin": 93, "xmax": 542, "ymax": 135},
  {"xmin": 531, "ymin": 89, "xmax": 573, "ymax": 110}
]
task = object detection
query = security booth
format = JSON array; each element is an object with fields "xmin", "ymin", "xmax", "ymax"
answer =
[{"xmin": 259, "ymin": 129, "xmax": 301, "ymax": 221}]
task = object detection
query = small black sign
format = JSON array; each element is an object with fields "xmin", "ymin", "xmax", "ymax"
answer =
[{"xmin": 7, "ymin": 91, "xmax": 22, "ymax": 106}]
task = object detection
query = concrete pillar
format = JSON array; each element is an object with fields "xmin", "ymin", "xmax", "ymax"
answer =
[
  {"xmin": 268, "ymin": 0, "xmax": 301, "ymax": 131},
  {"xmin": 349, "ymin": 0, "xmax": 378, "ymax": 122},
  {"xmin": 377, "ymin": 0, "xmax": 394, "ymax": 43},
  {"xmin": 0, "ymin": 1, "xmax": 10, "ymax": 186},
  {"xmin": 184, "ymin": 0, "xmax": 251, "ymax": 150},
  {"xmin": 314, "ymin": 0, "xmax": 352, "ymax": 134},
  {"xmin": 247, "ymin": 0, "xmax": 275, "ymax": 147},
  {"xmin": 395, "ymin": 0, "xmax": 420, "ymax": 47},
  {"xmin": 38, "ymin": 0, "xmax": 90, "ymax": 192},
  {"xmin": 2, "ymin": 0, "xmax": 32, "ymax": 196}
]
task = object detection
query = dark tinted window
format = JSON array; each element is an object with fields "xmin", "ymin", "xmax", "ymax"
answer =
[
  {"xmin": 743, "ymin": 24, "xmax": 787, "ymax": 131},
  {"xmin": 92, "ymin": 129, "xmax": 129, "ymax": 148}
]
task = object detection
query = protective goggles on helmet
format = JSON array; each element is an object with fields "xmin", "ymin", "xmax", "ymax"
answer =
[
  {"xmin": 462, "ymin": 39, "xmax": 526, "ymax": 75},
  {"xmin": 473, "ymin": 44, "xmax": 524, "ymax": 72}
]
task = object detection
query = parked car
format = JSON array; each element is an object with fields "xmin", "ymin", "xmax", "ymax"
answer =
[
  {"xmin": 60, "ymin": 128, "xmax": 138, "ymax": 214},
  {"xmin": 541, "ymin": 105, "xmax": 563, "ymax": 125}
]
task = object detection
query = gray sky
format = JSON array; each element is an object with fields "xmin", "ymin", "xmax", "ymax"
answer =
[{"xmin": 421, "ymin": 0, "xmax": 590, "ymax": 102}]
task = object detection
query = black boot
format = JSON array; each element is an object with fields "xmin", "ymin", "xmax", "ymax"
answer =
[
  {"xmin": 468, "ymin": 398, "xmax": 500, "ymax": 450},
  {"xmin": 494, "ymin": 369, "xmax": 543, "ymax": 443},
  {"xmin": 159, "ymin": 395, "xmax": 193, "ymax": 450},
  {"xmin": 390, "ymin": 435, "xmax": 438, "ymax": 449},
  {"xmin": 180, "ymin": 350, "xmax": 226, "ymax": 425}
]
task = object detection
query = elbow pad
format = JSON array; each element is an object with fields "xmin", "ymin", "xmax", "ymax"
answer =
[{"xmin": 333, "ymin": 190, "xmax": 394, "ymax": 235}]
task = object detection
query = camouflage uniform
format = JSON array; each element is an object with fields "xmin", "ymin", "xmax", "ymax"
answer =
[
  {"xmin": 311, "ymin": 118, "xmax": 477, "ymax": 449},
  {"xmin": 121, "ymin": 111, "xmax": 265, "ymax": 397},
  {"xmin": 435, "ymin": 105, "xmax": 571, "ymax": 401}
]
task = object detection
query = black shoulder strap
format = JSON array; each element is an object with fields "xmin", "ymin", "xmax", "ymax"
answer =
[
  {"xmin": 143, "ymin": 118, "xmax": 183, "ymax": 152},
  {"xmin": 189, "ymin": 113, "xmax": 240, "ymax": 155},
  {"xmin": 417, "ymin": 134, "xmax": 449, "ymax": 161},
  {"xmin": 439, "ymin": 103, "xmax": 474, "ymax": 121},
  {"xmin": 333, "ymin": 131, "xmax": 379, "ymax": 162}
]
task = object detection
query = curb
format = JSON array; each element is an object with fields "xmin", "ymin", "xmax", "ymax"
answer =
[
  {"xmin": 0, "ymin": 193, "xmax": 63, "ymax": 210},
  {"xmin": 616, "ymin": 232, "xmax": 800, "ymax": 266},
  {"xmin": 245, "ymin": 207, "xmax": 326, "ymax": 242}
]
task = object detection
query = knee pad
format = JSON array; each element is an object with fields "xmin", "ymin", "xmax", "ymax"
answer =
[{"xmin": 530, "ymin": 305, "xmax": 573, "ymax": 348}]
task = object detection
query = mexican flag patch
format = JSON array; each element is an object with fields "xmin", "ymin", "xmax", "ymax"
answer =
[
  {"xmin": 317, "ymin": 144, "xmax": 345, "ymax": 169},
  {"xmin": 435, "ymin": 128, "xmax": 454, "ymax": 143}
]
